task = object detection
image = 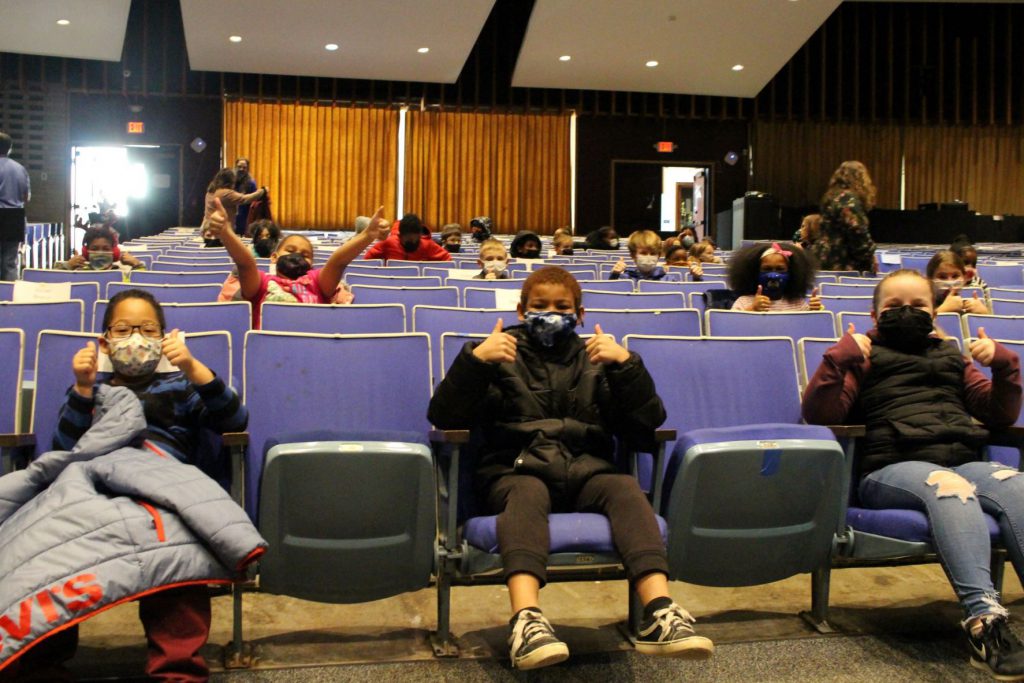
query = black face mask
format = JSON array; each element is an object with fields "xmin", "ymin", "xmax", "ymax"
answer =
[
  {"xmin": 254, "ymin": 238, "xmax": 276, "ymax": 258},
  {"xmin": 876, "ymin": 305, "xmax": 934, "ymax": 352},
  {"xmin": 401, "ymin": 237, "xmax": 420, "ymax": 253},
  {"xmin": 520, "ymin": 249, "xmax": 541, "ymax": 259},
  {"xmin": 203, "ymin": 238, "xmax": 223, "ymax": 249},
  {"xmin": 443, "ymin": 243, "xmax": 461, "ymax": 253},
  {"xmin": 562, "ymin": 248, "xmax": 574, "ymax": 256},
  {"xmin": 276, "ymin": 252, "xmax": 311, "ymax": 279}
]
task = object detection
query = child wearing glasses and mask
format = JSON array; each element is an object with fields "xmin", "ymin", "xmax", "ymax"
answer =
[{"xmin": 49, "ymin": 288, "xmax": 248, "ymax": 680}]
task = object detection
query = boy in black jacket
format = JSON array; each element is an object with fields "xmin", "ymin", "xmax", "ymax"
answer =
[{"xmin": 428, "ymin": 266, "xmax": 713, "ymax": 670}]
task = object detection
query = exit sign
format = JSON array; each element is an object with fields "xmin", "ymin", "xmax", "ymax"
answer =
[
  {"xmin": 127, "ymin": 121, "xmax": 145, "ymax": 134},
  {"xmin": 655, "ymin": 141, "xmax": 676, "ymax": 153}
]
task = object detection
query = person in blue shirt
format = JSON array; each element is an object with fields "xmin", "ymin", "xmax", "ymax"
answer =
[{"xmin": 0, "ymin": 131, "xmax": 30, "ymax": 281}]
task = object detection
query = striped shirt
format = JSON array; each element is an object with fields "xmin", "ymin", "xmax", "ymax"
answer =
[
  {"xmin": 54, "ymin": 373, "xmax": 247, "ymax": 464},
  {"xmin": 731, "ymin": 295, "xmax": 812, "ymax": 311}
]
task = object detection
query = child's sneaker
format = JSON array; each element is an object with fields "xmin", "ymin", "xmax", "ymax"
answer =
[
  {"xmin": 636, "ymin": 601, "xmax": 715, "ymax": 658},
  {"xmin": 507, "ymin": 607, "xmax": 569, "ymax": 670},
  {"xmin": 968, "ymin": 615, "xmax": 1024, "ymax": 680}
]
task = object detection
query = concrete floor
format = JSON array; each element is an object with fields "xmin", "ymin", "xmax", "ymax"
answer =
[{"xmin": 66, "ymin": 562, "xmax": 1024, "ymax": 679}]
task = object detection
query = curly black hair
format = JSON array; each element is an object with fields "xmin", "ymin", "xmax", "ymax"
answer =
[{"xmin": 727, "ymin": 242, "xmax": 819, "ymax": 299}]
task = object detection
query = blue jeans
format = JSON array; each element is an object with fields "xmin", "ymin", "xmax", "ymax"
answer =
[{"xmin": 860, "ymin": 460, "xmax": 1024, "ymax": 619}]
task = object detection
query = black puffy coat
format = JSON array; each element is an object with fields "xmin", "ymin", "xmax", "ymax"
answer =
[
  {"xmin": 859, "ymin": 339, "xmax": 988, "ymax": 476},
  {"xmin": 428, "ymin": 326, "xmax": 666, "ymax": 499}
]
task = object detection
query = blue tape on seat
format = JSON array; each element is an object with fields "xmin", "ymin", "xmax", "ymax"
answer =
[{"xmin": 760, "ymin": 449, "xmax": 781, "ymax": 476}]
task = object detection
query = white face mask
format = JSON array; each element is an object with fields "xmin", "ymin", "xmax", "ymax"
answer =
[
  {"xmin": 483, "ymin": 259, "xmax": 507, "ymax": 274},
  {"xmin": 936, "ymin": 278, "xmax": 964, "ymax": 291},
  {"xmin": 635, "ymin": 254, "xmax": 659, "ymax": 272}
]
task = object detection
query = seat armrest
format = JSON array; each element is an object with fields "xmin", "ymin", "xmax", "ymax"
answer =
[
  {"xmin": 0, "ymin": 434, "xmax": 35, "ymax": 448},
  {"xmin": 429, "ymin": 429, "xmax": 470, "ymax": 445},
  {"xmin": 654, "ymin": 429, "xmax": 677, "ymax": 443},
  {"xmin": 828, "ymin": 425, "xmax": 865, "ymax": 438},
  {"xmin": 221, "ymin": 432, "xmax": 249, "ymax": 447}
]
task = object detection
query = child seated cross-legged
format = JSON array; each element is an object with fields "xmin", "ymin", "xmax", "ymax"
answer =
[
  {"xmin": 210, "ymin": 198, "xmax": 390, "ymax": 328},
  {"xmin": 428, "ymin": 266, "xmax": 714, "ymax": 671},
  {"xmin": 803, "ymin": 269, "xmax": 1024, "ymax": 681},
  {"xmin": 729, "ymin": 241, "xmax": 822, "ymax": 311}
]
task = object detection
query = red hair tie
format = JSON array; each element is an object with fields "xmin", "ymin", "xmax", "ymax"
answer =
[{"xmin": 760, "ymin": 242, "xmax": 792, "ymax": 260}]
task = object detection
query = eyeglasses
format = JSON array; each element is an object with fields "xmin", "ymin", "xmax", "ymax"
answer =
[{"xmin": 107, "ymin": 323, "xmax": 163, "ymax": 340}]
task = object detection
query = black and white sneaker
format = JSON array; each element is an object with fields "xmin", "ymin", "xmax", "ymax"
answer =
[
  {"xmin": 968, "ymin": 616, "xmax": 1024, "ymax": 681},
  {"xmin": 508, "ymin": 608, "xmax": 569, "ymax": 670},
  {"xmin": 636, "ymin": 602, "xmax": 715, "ymax": 658}
]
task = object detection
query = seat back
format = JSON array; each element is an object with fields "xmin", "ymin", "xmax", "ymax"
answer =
[
  {"xmin": 820, "ymin": 295, "xmax": 873, "ymax": 314},
  {"xmin": 978, "ymin": 263, "xmax": 1024, "ymax": 288},
  {"xmin": 797, "ymin": 337, "xmax": 840, "ymax": 388},
  {"xmin": 242, "ymin": 331, "xmax": 433, "ymax": 516},
  {"xmin": 705, "ymin": 310, "xmax": 837, "ymax": 339},
  {"xmin": 819, "ymin": 283, "xmax": 875, "ymax": 297},
  {"xmin": 0, "ymin": 301, "xmax": 84, "ymax": 376},
  {"xmin": 584, "ymin": 309, "xmax": 700, "ymax": 337},
  {"xmin": 346, "ymin": 265, "xmax": 420, "ymax": 277},
  {"xmin": 964, "ymin": 314, "xmax": 1024, "ymax": 341},
  {"xmin": 582, "ymin": 291, "xmax": 686, "ymax": 309},
  {"xmin": 637, "ymin": 279, "xmax": 727, "ymax": 294},
  {"xmin": 463, "ymin": 287, "xmax": 523, "ymax": 309},
  {"xmin": 0, "ymin": 329, "xmax": 24, "ymax": 434},
  {"xmin": 349, "ymin": 285, "xmax": 459, "ymax": 310},
  {"xmin": 106, "ymin": 282, "xmax": 222, "ymax": 303},
  {"xmin": 21, "ymin": 268, "xmax": 123, "ymax": 291},
  {"xmin": 574, "ymin": 279, "xmax": 635, "ymax": 293},
  {"xmin": 345, "ymin": 273, "xmax": 442, "ymax": 288},
  {"xmin": 412, "ymin": 306, "xmax": 506, "ymax": 381},
  {"xmin": 261, "ymin": 302, "xmax": 405, "ymax": 334},
  {"xmin": 0, "ymin": 281, "xmax": 100, "ymax": 332},
  {"xmin": 988, "ymin": 287, "xmax": 1024, "ymax": 301},
  {"xmin": 990, "ymin": 299, "xmax": 1024, "ymax": 316},
  {"xmin": 131, "ymin": 270, "xmax": 231, "ymax": 285}
]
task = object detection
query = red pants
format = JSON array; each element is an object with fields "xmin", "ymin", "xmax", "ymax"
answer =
[{"xmin": 2, "ymin": 585, "xmax": 211, "ymax": 681}]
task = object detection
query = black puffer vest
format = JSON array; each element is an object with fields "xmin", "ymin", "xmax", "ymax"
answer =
[{"xmin": 859, "ymin": 338, "xmax": 988, "ymax": 476}]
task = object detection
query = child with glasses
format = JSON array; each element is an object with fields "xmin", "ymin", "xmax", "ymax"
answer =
[{"xmin": 38, "ymin": 288, "xmax": 247, "ymax": 680}]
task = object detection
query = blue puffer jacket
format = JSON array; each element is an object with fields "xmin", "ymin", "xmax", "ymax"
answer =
[{"xmin": 0, "ymin": 385, "xmax": 267, "ymax": 669}]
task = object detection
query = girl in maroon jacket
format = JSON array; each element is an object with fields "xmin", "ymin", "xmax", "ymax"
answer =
[{"xmin": 803, "ymin": 269, "xmax": 1024, "ymax": 681}]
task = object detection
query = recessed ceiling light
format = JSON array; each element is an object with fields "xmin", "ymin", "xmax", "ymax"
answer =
[
  {"xmin": 732, "ymin": 64, "xmax": 744, "ymax": 71},
  {"xmin": 645, "ymin": 60, "xmax": 659, "ymax": 68},
  {"xmin": 325, "ymin": 43, "xmax": 339, "ymax": 51},
  {"xmin": 229, "ymin": 35, "xmax": 242, "ymax": 43},
  {"xmin": 56, "ymin": 19, "xmax": 70, "ymax": 26},
  {"xmin": 417, "ymin": 47, "xmax": 430, "ymax": 54},
  {"xmin": 559, "ymin": 55, "xmax": 571, "ymax": 62}
]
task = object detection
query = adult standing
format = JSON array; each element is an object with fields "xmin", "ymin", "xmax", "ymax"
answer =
[
  {"xmin": 233, "ymin": 158, "xmax": 257, "ymax": 236},
  {"xmin": 814, "ymin": 161, "xmax": 877, "ymax": 272},
  {"xmin": 204, "ymin": 168, "xmax": 265, "ymax": 234},
  {"xmin": 0, "ymin": 131, "xmax": 30, "ymax": 281}
]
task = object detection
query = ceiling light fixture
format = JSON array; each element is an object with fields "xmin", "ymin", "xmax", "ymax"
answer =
[
  {"xmin": 417, "ymin": 47, "xmax": 430, "ymax": 54},
  {"xmin": 325, "ymin": 43, "xmax": 339, "ymax": 51},
  {"xmin": 645, "ymin": 60, "xmax": 659, "ymax": 68},
  {"xmin": 559, "ymin": 55, "xmax": 571, "ymax": 62},
  {"xmin": 56, "ymin": 19, "xmax": 70, "ymax": 26},
  {"xmin": 732, "ymin": 64, "xmax": 744, "ymax": 71},
  {"xmin": 229, "ymin": 35, "xmax": 242, "ymax": 43}
]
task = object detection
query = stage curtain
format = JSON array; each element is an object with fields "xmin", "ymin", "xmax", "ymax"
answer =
[
  {"xmin": 751, "ymin": 121, "xmax": 902, "ymax": 209},
  {"xmin": 404, "ymin": 110, "xmax": 571, "ymax": 234},
  {"xmin": 904, "ymin": 125, "xmax": 1024, "ymax": 216},
  {"xmin": 223, "ymin": 100, "xmax": 398, "ymax": 229}
]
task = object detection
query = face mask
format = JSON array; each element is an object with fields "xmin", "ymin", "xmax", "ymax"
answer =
[
  {"xmin": 88, "ymin": 251, "xmax": 113, "ymax": 269},
  {"xmin": 401, "ymin": 238, "xmax": 420, "ymax": 253},
  {"xmin": 483, "ymin": 259, "xmax": 507, "ymax": 274},
  {"xmin": 108, "ymin": 333, "xmax": 163, "ymax": 377},
  {"xmin": 636, "ymin": 255, "xmax": 659, "ymax": 273},
  {"xmin": 521, "ymin": 249, "xmax": 541, "ymax": 260},
  {"xmin": 254, "ymin": 238, "xmax": 276, "ymax": 258},
  {"xmin": 681, "ymin": 236, "xmax": 695, "ymax": 248},
  {"xmin": 524, "ymin": 311, "xmax": 578, "ymax": 348},
  {"xmin": 203, "ymin": 238, "xmax": 223, "ymax": 248},
  {"xmin": 876, "ymin": 305, "xmax": 934, "ymax": 352},
  {"xmin": 609, "ymin": 239, "xmax": 620, "ymax": 249},
  {"xmin": 935, "ymin": 278, "xmax": 964, "ymax": 291},
  {"xmin": 276, "ymin": 252, "xmax": 311, "ymax": 279},
  {"xmin": 757, "ymin": 271, "xmax": 790, "ymax": 300},
  {"xmin": 562, "ymin": 248, "xmax": 573, "ymax": 256},
  {"xmin": 444, "ymin": 243, "xmax": 461, "ymax": 253}
]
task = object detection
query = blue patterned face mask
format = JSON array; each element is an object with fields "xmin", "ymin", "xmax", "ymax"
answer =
[
  {"xmin": 524, "ymin": 311, "xmax": 578, "ymax": 347},
  {"xmin": 757, "ymin": 271, "xmax": 790, "ymax": 300}
]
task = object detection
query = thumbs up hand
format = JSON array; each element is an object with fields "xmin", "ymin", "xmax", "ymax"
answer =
[
  {"xmin": 962, "ymin": 290, "xmax": 989, "ymax": 314},
  {"xmin": 970, "ymin": 326, "xmax": 997, "ymax": 367},
  {"xmin": 751, "ymin": 285, "xmax": 771, "ymax": 312},
  {"xmin": 585, "ymin": 323, "xmax": 630, "ymax": 365},
  {"xmin": 73, "ymin": 341, "xmax": 99, "ymax": 398},
  {"xmin": 847, "ymin": 322, "xmax": 872, "ymax": 360},
  {"xmin": 808, "ymin": 286, "xmax": 823, "ymax": 311},
  {"xmin": 472, "ymin": 318, "xmax": 518, "ymax": 364}
]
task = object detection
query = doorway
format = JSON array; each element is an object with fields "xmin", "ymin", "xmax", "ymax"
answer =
[
  {"xmin": 70, "ymin": 144, "xmax": 182, "ymax": 243},
  {"xmin": 611, "ymin": 161, "xmax": 712, "ymax": 238}
]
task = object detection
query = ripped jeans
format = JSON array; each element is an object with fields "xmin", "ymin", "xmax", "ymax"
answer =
[{"xmin": 860, "ymin": 460, "xmax": 1024, "ymax": 620}]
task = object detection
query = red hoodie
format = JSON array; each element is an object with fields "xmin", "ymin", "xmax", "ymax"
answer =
[{"xmin": 363, "ymin": 230, "xmax": 452, "ymax": 262}]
